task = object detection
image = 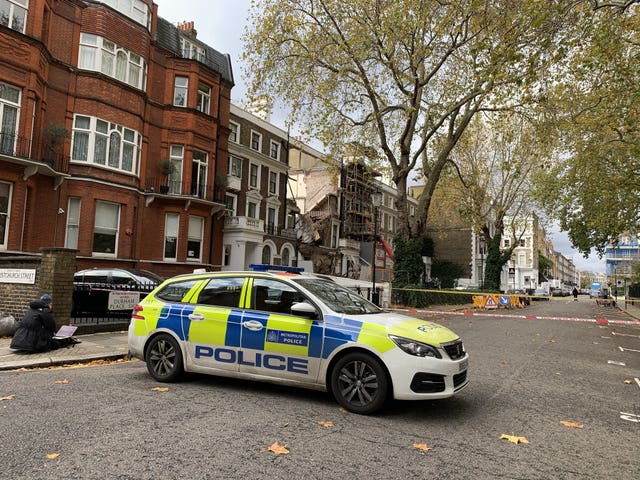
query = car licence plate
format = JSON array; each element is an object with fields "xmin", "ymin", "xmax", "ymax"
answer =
[{"xmin": 458, "ymin": 358, "xmax": 468, "ymax": 372}]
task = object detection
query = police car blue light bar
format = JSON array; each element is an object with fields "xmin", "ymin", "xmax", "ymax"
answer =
[{"xmin": 249, "ymin": 264, "xmax": 305, "ymax": 274}]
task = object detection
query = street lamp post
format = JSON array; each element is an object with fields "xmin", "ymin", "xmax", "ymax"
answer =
[{"xmin": 371, "ymin": 190, "xmax": 383, "ymax": 306}]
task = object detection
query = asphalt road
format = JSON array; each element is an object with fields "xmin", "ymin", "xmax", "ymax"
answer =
[{"xmin": 1, "ymin": 299, "xmax": 638, "ymax": 479}]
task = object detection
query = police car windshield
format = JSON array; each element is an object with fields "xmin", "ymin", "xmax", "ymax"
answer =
[{"xmin": 293, "ymin": 279, "xmax": 382, "ymax": 315}]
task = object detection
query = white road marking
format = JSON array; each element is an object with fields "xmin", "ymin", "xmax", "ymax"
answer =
[
  {"xmin": 618, "ymin": 346, "xmax": 640, "ymax": 353},
  {"xmin": 608, "ymin": 360, "xmax": 626, "ymax": 366},
  {"xmin": 620, "ymin": 412, "xmax": 640, "ymax": 423},
  {"xmin": 612, "ymin": 331, "xmax": 640, "ymax": 338}
]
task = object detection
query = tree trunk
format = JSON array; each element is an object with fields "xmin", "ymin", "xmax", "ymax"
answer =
[{"xmin": 483, "ymin": 233, "xmax": 504, "ymax": 291}]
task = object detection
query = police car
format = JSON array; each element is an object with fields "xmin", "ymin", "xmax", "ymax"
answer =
[{"xmin": 128, "ymin": 265, "xmax": 469, "ymax": 414}]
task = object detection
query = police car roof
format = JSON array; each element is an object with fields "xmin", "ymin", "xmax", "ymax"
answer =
[{"xmin": 164, "ymin": 265, "xmax": 313, "ymax": 281}]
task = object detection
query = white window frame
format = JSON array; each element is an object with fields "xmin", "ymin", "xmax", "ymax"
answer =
[
  {"xmin": 266, "ymin": 207, "xmax": 276, "ymax": 234},
  {"xmin": 187, "ymin": 215, "xmax": 204, "ymax": 261},
  {"xmin": 268, "ymin": 171, "xmax": 278, "ymax": 195},
  {"xmin": 197, "ymin": 82, "xmax": 211, "ymax": 114},
  {"xmin": 229, "ymin": 121, "xmax": 240, "ymax": 143},
  {"xmin": 247, "ymin": 201, "xmax": 258, "ymax": 219},
  {"xmin": 0, "ymin": 0, "xmax": 28, "ymax": 33},
  {"xmin": 0, "ymin": 81, "xmax": 21, "ymax": 156},
  {"xmin": 71, "ymin": 114, "xmax": 141, "ymax": 174},
  {"xmin": 164, "ymin": 213, "xmax": 179, "ymax": 261},
  {"xmin": 93, "ymin": 201, "xmax": 120, "ymax": 257},
  {"xmin": 180, "ymin": 37, "xmax": 205, "ymax": 62},
  {"xmin": 228, "ymin": 155, "xmax": 241, "ymax": 178},
  {"xmin": 269, "ymin": 140, "xmax": 280, "ymax": 160},
  {"xmin": 174, "ymin": 76, "xmax": 189, "ymax": 107},
  {"xmin": 249, "ymin": 163, "xmax": 260, "ymax": 189},
  {"xmin": 64, "ymin": 197, "xmax": 81, "ymax": 249},
  {"xmin": 78, "ymin": 33, "xmax": 146, "ymax": 90},
  {"xmin": 225, "ymin": 193, "xmax": 237, "ymax": 216},
  {"xmin": 0, "ymin": 181, "xmax": 12, "ymax": 249},
  {"xmin": 168, "ymin": 145, "xmax": 184, "ymax": 194},
  {"xmin": 191, "ymin": 149, "xmax": 208, "ymax": 198},
  {"xmin": 250, "ymin": 130, "xmax": 262, "ymax": 152},
  {"xmin": 94, "ymin": 0, "xmax": 149, "ymax": 28}
]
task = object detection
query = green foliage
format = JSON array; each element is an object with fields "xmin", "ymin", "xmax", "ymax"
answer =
[
  {"xmin": 533, "ymin": 5, "xmax": 640, "ymax": 254},
  {"xmin": 243, "ymin": 0, "xmax": 571, "ymax": 241},
  {"xmin": 393, "ymin": 285, "xmax": 470, "ymax": 309},
  {"xmin": 392, "ymin": 236, "xmax": 431, "ymax": 288},
  {"xmin": 157, "ymin": 159, "xmax": 177, "ymax": 176},
  {"xmin": 538, "ymin": 252, "xmax": 553, "ymax": 282},
  {"xmin": 43, "ymin": 124, "xmax": 70, "ymax": 148},
  {"xmin": 483, "ymin": 232, "xmax": 512, "ymax": 292},
  {"xmin": 630, "ymin": 261, "xmax": 640, "ymax": 285},
  {"xmin": 431, "ymin": 260, "xmax": 464, "ymax": 289}
]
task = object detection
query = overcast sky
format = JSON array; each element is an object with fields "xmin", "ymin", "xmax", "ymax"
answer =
[{"xmin": 153, "ymin": 0, "xmax": 606, "ymax": 274}]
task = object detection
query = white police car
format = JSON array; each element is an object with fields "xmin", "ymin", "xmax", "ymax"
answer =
[{"xmin": 128, "ymin": 265, "xmax": 469, "ymax": 414}]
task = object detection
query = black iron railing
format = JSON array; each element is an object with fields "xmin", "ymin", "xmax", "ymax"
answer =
[
  {"xmin": 144, "ymin": 177, "xmax": 225, "ymax": 203},
  {"xmin": 0, "ymin": 132, "xmax": 70, "ymax": 172}
]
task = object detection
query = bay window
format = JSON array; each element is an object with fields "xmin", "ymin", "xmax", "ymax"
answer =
[{"xmin": 71, "ymin": 115, "xmax": 140, "ymax": 174}]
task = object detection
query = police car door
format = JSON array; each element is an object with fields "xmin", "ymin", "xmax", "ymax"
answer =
[
  {"xmin": 186, "ymin": 276, "xmax": 246, "ymax": 373},
  {"xmin": 239, "ymin": 278, "xmax": 323, "ymax": 383}
]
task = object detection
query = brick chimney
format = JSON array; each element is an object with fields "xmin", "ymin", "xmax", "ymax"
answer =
[{"xmin": 178, "ymin": 21, "xmax": 197, "ymax": 38}]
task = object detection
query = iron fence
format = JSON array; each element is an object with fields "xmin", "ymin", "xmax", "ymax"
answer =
[{"xmin": 71, "ymin": 282, "xmax": 155, "ymax": 327}]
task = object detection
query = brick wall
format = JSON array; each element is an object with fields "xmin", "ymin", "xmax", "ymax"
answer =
[{"xmin": 0, "ymin": 249, "xmax": 76, "ymax": 327}]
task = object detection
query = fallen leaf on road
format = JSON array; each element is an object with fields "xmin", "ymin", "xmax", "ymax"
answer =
[
  {"xmin": 560, "ymin": 421, "xmax": 583, "ymax": 429},
  {"xmin": 549, "ymin": 339, "xmax": 556, "ymax": 343},
  {"xmin": 500, "ymin": 359, "xmax": 509, "ymax": 365},
  {"xmin": 54, "ymin": 379, "xmax": 69, "ymax": 384},
  {"xmin": 267, "ymin": 442, "xmax": 289, "ymax": 455},
  {"xmin": 151, "ymin": 387, "xmax": 169, "ymax": 392},
  {"xmin": 413, "ymin": 443, "xmax": 432, "ymax": 452},
  {"xmin": 46, "ymin": 453, "xmax": 60, "ymax": 459},
  {"xmin": 500, "ymin": 434, "xmax": 529, "ymax": 444},
  {"xmin": 0, "ymin": 394, "xmax": 15, "ymax": 401},
  {"xmin": 318, "ymin": 421, "xmax": 334, "ymax": 428},
  {"xmin": 624, "ymin": 379, "xmax": 632, "ymax": 384}
]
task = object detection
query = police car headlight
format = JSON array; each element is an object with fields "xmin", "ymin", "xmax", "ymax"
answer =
[{"xmin": 389, "ymin": 335, "xmax": 442, "ymax": 358}]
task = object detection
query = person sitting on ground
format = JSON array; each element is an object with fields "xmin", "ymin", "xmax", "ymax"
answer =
[{"xmin": 9, "ymin": 294, "xmax": 75, "ymax": 352}]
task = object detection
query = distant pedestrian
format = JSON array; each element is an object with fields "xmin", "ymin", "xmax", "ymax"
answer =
[
  {"xmin": 9, "ymin": 295, "xmax": 74, "ymax": 352},
  {"xmin": 572, "ymin": 288, "xmax": 579, "ymax": 301}
]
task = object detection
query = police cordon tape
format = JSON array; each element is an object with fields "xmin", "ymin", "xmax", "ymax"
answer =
[
  {"xmin": 392, "ymin": 287, "xmax": 640, "ymax": 305},
  {"xmin": 389, "ymin": 307, "xmax": 637, "ymax": 325}
]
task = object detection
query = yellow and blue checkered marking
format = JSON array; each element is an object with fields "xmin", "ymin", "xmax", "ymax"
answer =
[{"xmin": 150, "ymin": 306, "xmax": 394, "ymax": 364}]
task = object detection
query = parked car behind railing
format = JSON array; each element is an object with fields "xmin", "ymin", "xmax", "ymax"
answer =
[{"xmin": 72, "ymin": 268, "xmax": 163, "ymax": 315}]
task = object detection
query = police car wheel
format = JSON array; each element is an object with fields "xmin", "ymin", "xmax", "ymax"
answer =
[
  {"xmin": 146, "ymin": 334, "xmax": 183, "ymax": 382},
  {"xmin": 330, "ymin": 352, "xmax": 388, "ymax": 415}
]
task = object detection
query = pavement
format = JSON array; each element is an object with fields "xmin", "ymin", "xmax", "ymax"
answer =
[
  {"xmin": 0, "ymin": 299, "xmax": 638, "ymax": 371},
  {"xmin": 0, "ymin": 330, "xmax": 130, "ymax": 371}
]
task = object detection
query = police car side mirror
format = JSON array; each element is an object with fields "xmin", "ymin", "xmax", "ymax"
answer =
[{"xmin": 290, "ymin": 302, "xmax": 318, "ymax": 319}]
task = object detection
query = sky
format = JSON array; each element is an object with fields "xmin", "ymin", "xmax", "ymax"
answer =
[{"xmin": 152, "ymin": 0, "xmax": 606, "ymax": 274}]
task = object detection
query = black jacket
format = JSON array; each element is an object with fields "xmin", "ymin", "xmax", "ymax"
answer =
[{"xmin": 10, "ymin": 300, "xmax": 57, "ymax": 352}]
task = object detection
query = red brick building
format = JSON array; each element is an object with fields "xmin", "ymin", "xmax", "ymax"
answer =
[{"xmin": 0, "ymin": 0, "xmax": 233, "ymax": 278}]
